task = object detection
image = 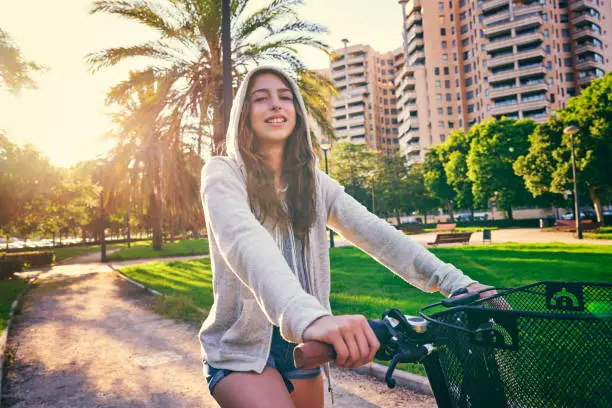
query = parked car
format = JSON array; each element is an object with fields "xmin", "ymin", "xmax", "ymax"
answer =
[{"xmin": 561, "ymin": 209, "xmax": 597, "ymax": 221}]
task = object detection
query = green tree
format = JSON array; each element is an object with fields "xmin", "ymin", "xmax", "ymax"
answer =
[
  {"xmin": 373, "ymin": 153, "xmax": 409, "ymax": 224},
  {"xmin": 423, "ymin": 145, "xmax": 455, "ymax": 221},
  {"xmin": 515, "ymin": 73, "xmax": 612, "ymax": 223},
  {"xmin": 88, "ymin": 0, "xmax": 332, "ymax": 155},
  {"xmin": 0, "ymin": 28, "xmax": 44, "ymax": 93},
  {"xmin": 467, "ymin": 118, "xmax": 535, "ymax": 221},
  {"xmin": 404, "ymin": 163, "xmax": 439, "ymax": 224},
  {"xmin": 443, "ymin": 129, "xmax": 475, "ymax": 216},
  {"xmin": 327, "ymin": 142, "xmax": 376, "ymax": 209}
]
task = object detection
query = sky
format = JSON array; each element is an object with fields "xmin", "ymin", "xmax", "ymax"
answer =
[{"xmin": 0, "ymin": 0, "xmax": 405, "ymax": 168}]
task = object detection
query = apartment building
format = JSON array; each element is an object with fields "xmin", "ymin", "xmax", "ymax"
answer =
[
  {"xmin": 396, "ymin": 0, "xmax": 612, "ymax": 164},
  {"xmin": 328, "ymin": 43, "xmax": 402, "ymax": 155}
]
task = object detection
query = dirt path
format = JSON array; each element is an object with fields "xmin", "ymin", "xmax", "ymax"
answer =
[{"xmin": 2, "ymin": 262, "xmax": 436, "ymax": 407}]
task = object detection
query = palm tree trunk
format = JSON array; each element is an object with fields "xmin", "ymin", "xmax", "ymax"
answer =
[{"xmin": 589, "ymin": 186, "xmax": 603, "ymax": 224}]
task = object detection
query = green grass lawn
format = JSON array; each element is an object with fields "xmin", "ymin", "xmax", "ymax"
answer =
[
  {"xmin": 107, "ymin": 239, "xmax": 209, "ymax": 261},
  {"xmin": 0, "ymin": 280, "xmax": 28, "ymax": 333},
  {"xmin": 585, "ymin": 226, "xmax": 612, "ymax": 239},
  {"xmin": 118, "ymin": 242, "xmax": 611, "ymax": 376},
  {"xmin": 52, "ymin": 240, "xmax": 151, "ymax": 262}
]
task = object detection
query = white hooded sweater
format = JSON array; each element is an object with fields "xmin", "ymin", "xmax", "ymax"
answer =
[{"xmin": 199, "ymin": 65, "xmax": 475, "ymax": 375}]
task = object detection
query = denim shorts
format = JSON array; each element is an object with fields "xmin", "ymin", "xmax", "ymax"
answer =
[{"xmin": 204, "ymin": 326, "xmax": 321, "ymax": 394}]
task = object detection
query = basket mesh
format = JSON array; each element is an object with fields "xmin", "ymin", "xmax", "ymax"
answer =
[{"xmin": 422, "ymin": 282, "xmax": 612, "ymax": 408}]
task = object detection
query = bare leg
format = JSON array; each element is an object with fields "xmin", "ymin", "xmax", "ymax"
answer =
[
  {"xmin": 290, "ymin": 374, "xmax": 324, "ymax": 408},
  {"xmin": 212, "ymin": 366, "xmax": 295, "ymax": 408}
]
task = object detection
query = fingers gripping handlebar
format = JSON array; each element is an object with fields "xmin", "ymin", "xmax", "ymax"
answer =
[{"xmin": 293, "ymin": 309, "xmax": 435, "ymax": 388}]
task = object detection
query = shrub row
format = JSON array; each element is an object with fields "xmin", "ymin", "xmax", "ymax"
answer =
[{"xmin": 0, "ymin": 251, "xmax": 55, "ymax": 280}]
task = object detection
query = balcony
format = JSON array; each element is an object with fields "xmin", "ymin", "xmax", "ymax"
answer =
[
  {"xmin": 336, "ymin": 125, "xmax": 367, "ymax": 139},
  {"xmin": 486, "ymin": 32, "xmax": 544, "ymax": 52},
  {"xmin": 513, "ymin": 2, "xmax": 545, "ymax": 17},
  {"xmin": 491, "ymin": 102, "xmax": 519, "ymax": 116},
  {"xmin": 576, "ymin": 57, "xmax": 605, "ymax": 70},
  {"xmin": 488, "ymin": 48, "xmax": 545, "ymax": 68},
  {"xmin": 333, "ymin": 115, "xmax": 365, "ymax": 129},
  {"xmin": 491, "ymin": 64, "xmax": 547, "ymax": 82},
  {"xmin": 405, "ymin": 12, "xmax": 423, "ymax": 31},
  {"xmin": 575, "ymin": 43, "xmax": 603, "ymax": 55},
  {"xmin": 483, "ymin": 11, "xmax": 510, "ymax": 27},
  {"xmin": 484, "ymin": 14, "xmax": 542, "ymax": 37},
  {"xmin": 332, "ymin": 93, "xmax": 366, "ymax": 108},
  {"xmin": 578, "ymin": 72, "xmax": 604, "ymax": 86},
  {"xmin": 573, "ymin": 13, "xmax": 600, "ymax": 26},
  {"xmin": 404, "ymin": 143, "xmax": 421, "ymax": 155},
  {"xmin": 519, "ymin": 98, "xmax": 549, "ymax": 112},
  {"xmin": 574, "ymin": 26, "xmax": 602, "ymax": 40},
  {"xmin": 407, "ymin": 39, "xmax": 425, "ymax": 56},
  {"xmin": 571, "ymin": 0, "xmax": 600, "ymax": 11},
  {"xmin": 482, "ymin": 0, "xmax": 510, "ymax": 12}
]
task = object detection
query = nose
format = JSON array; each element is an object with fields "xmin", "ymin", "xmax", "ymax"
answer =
[{"xmin": 269, "ymin": 95, "xmax": 282, "ymax": 111}]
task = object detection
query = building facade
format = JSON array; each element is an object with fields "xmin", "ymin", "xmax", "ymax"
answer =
[
  {"xmin": 328, "ymin": 43, "xmax": 403, "ymax": 155},
  {"xmin": 397, "ymin": 0, "xmax": 612, "ymax": 164}
]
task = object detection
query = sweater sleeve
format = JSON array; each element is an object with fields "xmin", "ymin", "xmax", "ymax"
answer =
[
  {"xmin": 201, "ymin": 158, "xmax": 330, "ymax": 343},
  {"xmin": 319, "ymin": 169, "xmax": 475, "ymax": 296}
]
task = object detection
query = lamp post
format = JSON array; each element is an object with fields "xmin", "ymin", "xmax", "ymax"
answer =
[
  {"xmin": 320, "ymin": 142, "xmax": 335, "ymax": 248},
  {"xmin": 564, "ymin": 125, "xmax": 582, "ymax": 239},
  {"xmin": 127, "ymin": 159, "xmax": 136, "ymax": 248}
]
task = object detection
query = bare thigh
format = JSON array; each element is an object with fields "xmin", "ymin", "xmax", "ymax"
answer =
[
  {"xmin": 290, "ymin": 374, "xmax": 324, "ymax": 408},
  {"xmin": 212, "ymin": 366, "xmax": 295, "ymax": 408}
]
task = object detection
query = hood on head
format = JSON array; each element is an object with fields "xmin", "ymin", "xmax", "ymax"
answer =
[{"xmin": 225, "ymin": 65, "xmax": 314, "ymax": 169}]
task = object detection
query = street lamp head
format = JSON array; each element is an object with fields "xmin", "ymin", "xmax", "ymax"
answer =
[
  {"xmin": 320, "ymin": 141, "xmax": 331, "ymax": 151},
  {"xmin": 564, "ymin": 125, "xmax": 579, "ymax": 136},
  {"xmin": 341, "ymin": 38, "xmax": 349, "ymax": 45}
]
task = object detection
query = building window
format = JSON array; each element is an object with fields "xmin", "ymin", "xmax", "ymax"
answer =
[
  {"xmin": 543, "ymin": 13, "xmax": 548, "ymax": 22},
  {"xmin": 547, "ymin": 61, "xmax": 553, "ymax": 70},
  {"xmin": 436, "ymin": 93, "xmax": 443, "ymax": 100},
  {"xmin": 445, "ymin": 80, "xmax": 451, "ymax": 88},
  {"xmin": 563, "ymin": 43, "xmax": 571, "ymax": 52},
  {"xmin": 465, "ymin": 77, "xmax": 473, "ymax": 86},
  {"xmin": 434, "ymin": 67, "xmax": 440, "ymax": 75},
  {"xmin": 567, "ymin": 87, "xmax": 575, "ymax": 96},
  {"xmin": 545, "ymin": 45, "xmax": 551, "ymax": 54},
  {"xmin": 561, "ymin": 29, "xmax": 570, "ymax": 38},
  {"xmin": 564, "ymin": 58, "xmax": 572, "ymax": 67},
  {"xmin": 444, "ymin": 67, "xmax": 450, "ymax": 75},
  {"xmin": 467, "ymin": 104, "xmax": 475, "ymax": 113},
  {"xmin": 446, "ymin": 93, "xmax": 452, "ymax": 101},
  {"xmin": 442, "ymin": 53, "xmax": 449, "ymax": 61},
  {"xmin": 466, "ymin": 91, "xmax": 474, "ymax": 100},
  {"xmin": 438, "ymin": 1, "xmax": 444, "ymax": 10},
  {"xmin": 566, "ymin": 72, "xmax": 574, "ymax": 81},
  {"xmin": 439, "ymin": 121, "xmax": 445, "ymax": 128},
  {"xmin": 442, "ymin": 41, "xmax": 448, "ymax": 49},
  {"xmin": 447, "ymin": 107, "xmax": 453, "ymax": 115},
  {"xmin": 448, "ymin": 121, "xmax": 455, "ymax": 129},
  {"xmin": 440, "ymin": 15, "xmax": 446, "ymax": 25},
  {"xmin": 544, "ymin": 29, "xmax": 549, "ymax": 38},
  {"xmin": 550, "ymin": 93, "xmax": 555, "ymax": 103},
  {"xmin": 560, "ymin": 14, "xmax": 569, "ymax": 23},
  {"xmin": 437, "ymin": 107, "xmax": 444, "ymax": 115},
  {"xmin": 441, "ymin": 28, "xmax": 447, "ymax": 36},
  {"xmin": 436, "ymin": 80, "xmax": 442, "ymax": 88}
]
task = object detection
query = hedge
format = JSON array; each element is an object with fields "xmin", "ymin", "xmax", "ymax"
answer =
[{"xmin": 0, "ymin": 251, "xmax": 54, "ymax": 280}]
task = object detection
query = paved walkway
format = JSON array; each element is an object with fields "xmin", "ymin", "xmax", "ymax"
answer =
[
  {"xmin": 334, "ymin": 227, "xmax": 612, "ymax": 247},
  {"xmin": 2, "ymin": 253, "xmax": 435, "ymax": 408}
]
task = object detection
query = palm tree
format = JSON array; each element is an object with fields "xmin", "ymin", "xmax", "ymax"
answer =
[
  {"xmin": 88, "ymin": 0, "xmax": 334, "ymax": 156},
  {"xmin": 0, "ymin": 28, "xmax": 44, "ymax": 93}
]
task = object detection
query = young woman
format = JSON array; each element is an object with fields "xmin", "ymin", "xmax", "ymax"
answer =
[{"xmin": 200, "ymin": 66, "xmax": 492, "ymax": 408}]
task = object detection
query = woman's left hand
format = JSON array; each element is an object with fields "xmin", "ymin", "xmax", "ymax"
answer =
[{"xmin": 466, "ymin": 282, "xmax": 497, "ymax": 299}]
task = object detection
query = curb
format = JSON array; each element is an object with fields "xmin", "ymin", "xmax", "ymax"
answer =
[
  {"xmin": 352, "ymin": 362, "xmax": 433, "ymax": 396},
  {"xmin": 0, "ymin": 277, "xmax": 37, "ymax": 405},
  {"xmin": 111, "ymin": 264, "xmax": 432, "ymax": 395}
]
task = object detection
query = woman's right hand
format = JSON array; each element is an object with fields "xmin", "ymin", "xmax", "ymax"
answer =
[{"xmin": 302, "ymin": 315, "xmax": 380, "ymax": 369}]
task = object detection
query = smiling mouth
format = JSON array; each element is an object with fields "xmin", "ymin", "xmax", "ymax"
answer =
[{"xmin": 265, "ymin": 117, "xmax": 287, "ymax": 124}]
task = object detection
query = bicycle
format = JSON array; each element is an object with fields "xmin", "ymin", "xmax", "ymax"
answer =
[{"xmin": 295, "ymin": 281, "xmax": 612, "ymax": 408}]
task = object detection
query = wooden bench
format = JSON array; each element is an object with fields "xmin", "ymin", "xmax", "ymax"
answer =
[
  {"xmin": 434, "ymin": 223, "xmax": 457, "ymax": 233},
  {"xmin": 428, "ymin": 232, "xmax": 472, "ymax": 247},
  {"xmin": 554, "ymin": 219, "xmax": 601, "ymax": 232},
  {"xmin": 399, "ymin": 224, "xmax": 424, "ymax": 234}
]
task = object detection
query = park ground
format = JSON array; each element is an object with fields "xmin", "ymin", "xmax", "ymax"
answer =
[{"xmin": 1, "ymin": 228, "xmax": 611, "ymax": 407}]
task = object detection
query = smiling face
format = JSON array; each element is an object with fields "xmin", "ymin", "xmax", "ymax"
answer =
[{"xmin": 248, "ymin": 73, "xmax": 297, "ymax": 150}]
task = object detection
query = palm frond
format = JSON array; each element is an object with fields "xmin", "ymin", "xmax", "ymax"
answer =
[{"xmin": 86, "ymin": 41, "xmax": 184, "ymax": 72}]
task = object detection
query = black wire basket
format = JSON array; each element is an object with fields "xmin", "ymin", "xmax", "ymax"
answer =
[{"xmin": 418, "ymin": 281, "xmax": 612, "ymax": 408}]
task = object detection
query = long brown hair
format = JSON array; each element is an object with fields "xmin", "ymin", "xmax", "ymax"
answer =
[{"xmin": 237, "ymin": 70, "xmax": 316, "ymax": 237}]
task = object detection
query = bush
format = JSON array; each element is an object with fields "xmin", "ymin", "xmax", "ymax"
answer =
[
  {"xmin": 0, "ymin": 258, "xmax": 24, "ymax": 280},
  {"xmin": 0, "ymin": 251, "xmax": 55, "ymax": 273}
]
